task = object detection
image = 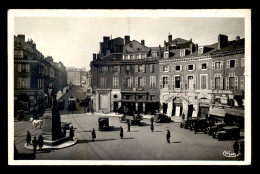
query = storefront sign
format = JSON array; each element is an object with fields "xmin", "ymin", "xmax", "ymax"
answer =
[{"xmin": 212, "ymin": 90, "xmax": 233, "ymax": 94}]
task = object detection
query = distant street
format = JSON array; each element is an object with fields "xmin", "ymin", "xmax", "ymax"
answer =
[{"xmin": 14, "ymin": 86, "xmax": 244, "ymax": 161}]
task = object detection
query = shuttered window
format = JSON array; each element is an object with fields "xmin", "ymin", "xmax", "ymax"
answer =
[{"xmin": 240, "ymin": 76, "xmax": 244, "ymax": 90}]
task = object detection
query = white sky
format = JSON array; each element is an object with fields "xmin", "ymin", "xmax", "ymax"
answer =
[{"xmin": 13, "ymin": 11, "xmax": 245, "ymax": 71}]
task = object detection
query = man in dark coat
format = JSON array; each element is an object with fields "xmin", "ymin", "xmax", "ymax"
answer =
[
  {"xmin": 166, "ymin": 129, "xmax": 171, "ymax": 143},
  {"xmin": 150, "ymin": 124, "xmax": 154, "ymax": 132},
  {"xmin": 91, "ymin": 128, "xmax": 96, "ymax": 142},
  {"xmin": 62, "ymin": 126, "xmax": 67, "ymax": 137},
  {"xmin": 120, "ymin": 126, "xmax": 124, "ymax": 139},
  {"xmin": 233, "ymin": 140, "xmax": 239, "ymax": 155},
  {"xmin": 32, "ymin": 137, "xmax": 38, "ymax": 154},
  {"xmin": 38, "ymin": 135, "xmax": 44, "ymax": 151},
  {"xmin": 70, "ymin": 126, "xmax": 74, "ymax": 140},
  {"xmin": 26, "ymin": 131, "xmax": 32, "ymax": 146},
  {"xmin": 127, "ymin": 121, "xmax": 131, "ymax": 132},
  {"xmin": 150, "ymin": 117, "xmax": 154, "ymax": 125}
]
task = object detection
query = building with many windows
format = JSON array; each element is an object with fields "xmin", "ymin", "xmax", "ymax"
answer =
[
  {"xmin": 14, "ymin": 34, "xmax": 67, "ymax": 116},
  {"xmin": 159, "ymin": 34, "xmax": 245, "ymax": 121}
]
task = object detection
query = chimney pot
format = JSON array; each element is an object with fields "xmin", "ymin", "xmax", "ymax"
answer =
[
  {"xmin": 125, "ymin": 35, "xmax": 130, "ymax": 45},
  {"xmin": 168, "ymin": 34, "xmax": 172, "ymax": 42},
  {"xmin": 141, "ymin": 40, "xmax": 145, "ymax": 46},
  {"xmin": 93, "ymin": 53, "xmax": 96, "ymax": 60},
  {"xmin": 236, "ymin": 36, "xmax": 240, "ymax": 41},
  {"xmin": 218, "ymin": 34, "xmax": 228, "ymax": 49}
]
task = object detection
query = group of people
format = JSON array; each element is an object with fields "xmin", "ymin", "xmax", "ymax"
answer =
[{"xmin": 26, "ymin": 131, "xmax": 44, "ymax": 154}]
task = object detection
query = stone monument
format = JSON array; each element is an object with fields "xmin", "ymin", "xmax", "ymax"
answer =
[{"xmin": 41, "ymin": 86, "xmax": 69, "ymax": 146}]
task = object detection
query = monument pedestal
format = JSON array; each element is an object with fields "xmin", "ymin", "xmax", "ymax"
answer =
[{"xmin": 42, "ymin": 109, "xmax": 66, "ymax": 145}]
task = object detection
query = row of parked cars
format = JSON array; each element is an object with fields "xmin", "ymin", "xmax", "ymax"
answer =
[{"xmin": 180, "ymin": 117, "xmax": 241, "ymax": 141}]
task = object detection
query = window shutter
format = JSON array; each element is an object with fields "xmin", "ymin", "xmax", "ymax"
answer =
[
  {"xmin": 150, "ymin": 76, "xmax": 152, "ymax": 87},
  {"xmin": 193, "ymin": 75, "xmax": 196, "ymax": 89},
  {"xmin": 220, "ymin": 61, "xmax": 223, "ymax": 69},
  {"xmin": 143, "ymin": 65, "xmax": 146, "ymax": 73},
  {"xmin": 135, "ymin": 77, "xmax": 138, "ymax": 87},
  {"xmin": 235, "ymin": 59, "xmax": 238, "ymax": 68},
  {"xmin": 160, "ymin": 66, "xmax": 163, "ymax": 72},
  {"xmin": 143, "ymin": 77, "xmax": 146, "ymax": 86},
  {"xmin": 150, "ymin": 65, "xmax": 152, "ymax": 73},
  {"xmin": 212, "ymin": 62, "xmax": 215, "ymax": 69},
  {"xmin": 26, "ymin": 64, "xmax": 30, "ymax": 72},
  {"xmin": 17, "ymin": 77, "xmax": 21, "ymax": 89},
  {"xmin": 135, "ymin": 65, "xmax": 138, "ymax": 72},
  {"xmin": 241, "ymin": 58, "xmax": 245, "ymax": 67},
  {"xmin": 199, "ymin": 64, "xmax": 201, "ymax": 70},
  {"xmin": 220, "ymin": 77, "xmax": 224, "ymax": 90},
  {"xmin": 181, "ymin": 76, "xmax": 184, "ymax": 89},
  {"xmin": 167, "ymin": 77, "xmax": 170, "ymax": 89},
  {"xmin": 122, "ymin": 77, "xmax": 125, "ymax": 87},
  {"xmin": 186, "ymin": 65, "xmax": 188, "ymax": 71},
  {"xmin": 226, "ymin": 77, "xmax": 229, "ymax": 90},
  {"xmin": 18, "ymin": 64, "xmax": 21, "ymax": 72},
  {"xmin": 172, "ymin": 66, "xmax": 175, "ymax": 72},
  {"xmin": 154, "ymin": 76, "xmax": 156, "ymax": 87},
  {"xmin": 211, "ymin": 78, "xmax": 215, "ymax": 89},
  {"xmin": 130, "ymin": 77, "xmax": 134, "ymax": 87},
  {"xmin": 240, "ymin": 76, "xmax": 244, "ymax": 90},
  {"xmin": 172, "ymin": 76, "xmax": 175, "ymax": 89},
  {"xmin": 180, "ymin": 65, "xmax": 182, "ymax": 71},
  {"xmin": 160, "ymin": 76, "xmax": 162, "ymax": 89},
  {"xmin": 167, "ymin": 65, "xmax": 170, "ymax": 72},
  {"xmin": 193, "ymin": 64, "xmax": 196, "ymax": 71},
  {"xmin": 227, "ymin": 60, "xmax": 230, "ymax": 68},
  {"xmin": 235, "ymin": 76, "xmax": 238, "ymax": 90}
]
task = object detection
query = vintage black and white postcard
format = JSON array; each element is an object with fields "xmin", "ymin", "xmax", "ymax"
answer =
[{"xmin": 8, "ymin": 9, "xmax": 251, "ymax": 165}]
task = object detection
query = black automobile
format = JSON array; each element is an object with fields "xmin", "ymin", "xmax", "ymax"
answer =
[
  {"xmin": 193, "ymin": 118, "xmax": 208, "ymax": 134},
  {"xmin": 58, "ymin": 99, "xmax": 65, "ymax": 110},
  {"xmin": 215, "ymin": 126, "xmax": 240, "ymax": 140},
  {"xmin": 119, "ymin": 111, "xmax": 143, "ymax": 125},
  {"xmin": 98, "ymin": 117, "xmax": 109, "ymax": 131},
  {"xmin": 180, "ymin": 117, "xmax": 198, "ymax": 130},
  {"xmin": 208, "ymin": 122, "xmax": 227, "ymax": 136},
  {"xmin": 154, "ymin": 113, "xmax": 171, "ymax": 123}
]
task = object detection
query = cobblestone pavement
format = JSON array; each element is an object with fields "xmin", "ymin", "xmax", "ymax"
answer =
[{"xmin": 13, "ymin": 85, "xmax": 244, "ymax": 161}]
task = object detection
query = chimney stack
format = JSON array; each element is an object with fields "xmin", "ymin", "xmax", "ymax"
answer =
[
  {"xmin": 195, "ymin": 44, "xmax": 198, "ymax": 52},
  {"xmin": 97, "ymin": 54, "xmax": 101, "ymax": 60},
  {"xmin": 125, "ymin": 35, "xmax": 130, "ymax": 45},
  {"xmin": 103, "ymin": 36, "xmax": 110, "ymax": 43},
  {"xmin": 17, "ymin": 34, "xmax": 25, "ymax": 43},
  {"xmin": 141, "ymin": 40, "xmax": 145, "ymax": 46},
  {"xmin": 190, "ymin": 43, "xmax": 195, "ymax": 54},
  {"xmin": 93, "ymin": 53, "xmax": 96, "ymax": 60},
  {"xmin": 168, "ymin": 34, "xmax": 172, "ymax": 42},
  {"xmin": 218, "ymin": 34, "xmax": 228, "ymax": 49},
  {"xmin": 236, "ymin": 36, "xmax": 240, "ymax": 41}
]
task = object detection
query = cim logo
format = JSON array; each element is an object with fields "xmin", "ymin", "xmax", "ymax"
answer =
[{"xmin": 223, "ymin": 150, "xmax": 238, "ymax": 158}]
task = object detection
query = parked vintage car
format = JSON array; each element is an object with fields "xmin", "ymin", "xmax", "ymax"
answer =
[
  {"xmin": 98, "ymin": 117, "xmax": 109, "ymax": 131},
  {"xmin": 58, "ymin": 99, "xmax": 65, "ymax": 110},
  {"xmin": 215, "ymin": 126, "xmax": 240, "ymax": 140},
  {"xmin": 193, "ymin": 118, "xmax": 208, "ymax": 134},
  {"xmin": 180, "ymin": 117, "xmax": 198, "ymax": 130},
  {"xmin": 154, "ymin": 113, "xmax": 171, "ymax": 123},
  {"xmin": 68, "ymin": 96, "xmax": 76, "ymax": 111},
  {"xmin": 208, "ymin": 122, "xmax": 227, "ymax": 136},
  {"xmin": 119, "ymin": 111, "xmax": 143, "ymax": 125}
]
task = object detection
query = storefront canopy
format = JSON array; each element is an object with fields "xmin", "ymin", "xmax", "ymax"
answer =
[
  {"xmin": 209, "ymin": 108, "xmax": 226, "ymax": 117},
  {"xmin": 226, "ymin": 108, "xmax": 244, "ymax": 117}
]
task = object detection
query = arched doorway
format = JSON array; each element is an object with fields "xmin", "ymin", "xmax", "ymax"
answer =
[{"xmin": 173, "ymin": 97, "xmax": 183, "ymax": 116}]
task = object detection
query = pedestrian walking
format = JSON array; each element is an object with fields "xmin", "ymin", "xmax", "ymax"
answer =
[
  {"xmin": 26, "ymin": 131, "xmax": 32, "ymax": 146},
  {"xmin": 233, "ymin": 140, "xmax": 239, "ymax": 155},
  {"xmin": 127, "ymin": 121, "xmax": 131, "ymax": 132},
  {"xmin": 32, "ymin": 137, "xmax": 38, "ymax": 154},
  {"xmin": 150, "ymin": 123, "xmax": 154, "ymax": 132},
  {"xmin": 166, "ymin": 129, "xmax": 171, "ymax": 143},
  {"xmin": 69, "ymin": 126, "xmax": 74, "ymax": 140},
  {"xmin": 150, "ymin": 116, "xmax": 154, "ymax": 125},
  {"xmin": 120, "ymin": 126, "xmax": 124, "ymax": 139},
  {"xmin": 182, "ymin": 113, "xmax": 185, "ymax": 120},
  {"xmin": 38, "ymin": 134, "xmax": 44, "ymax": 151},
  {"xmin": 91, "ymin": 128, "xmax": 96, "ymax": 142}
]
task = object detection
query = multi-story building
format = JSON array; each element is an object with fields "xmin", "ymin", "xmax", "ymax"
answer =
[
  {"xmin": 159, "ymin": 34, "xmax": 245, "ymax": 121},
  {"xmin": 14, "ymin": 34, "xmax": 67, "ymax": 115},
  {"xmin": 91, "ymin": 35, "xmax": 162, "ymax": 114},
  {"xmin": 67, "ymin": 67, "xmax": 81, "ymax": 85}
]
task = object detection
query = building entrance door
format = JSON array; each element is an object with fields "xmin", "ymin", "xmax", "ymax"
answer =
[
  {"xmin": 99, "ymin": 94, "xmax": 108, "ymax": 110},
  {"xmin": 113, "ymin": 102, "xmax": 118, "ymax": 112},
  {"xmin": 163, "ymin": 103, "xmax": 168, "ymax": 114}
]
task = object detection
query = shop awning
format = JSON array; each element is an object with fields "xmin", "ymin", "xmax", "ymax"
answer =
[
  {"xmin": 226, "ymin": 108, "xmax": 244, "ymax": 117},
  {"xmin": 209, "ymin": 108, "xmax": 226, "ymax": 117}
]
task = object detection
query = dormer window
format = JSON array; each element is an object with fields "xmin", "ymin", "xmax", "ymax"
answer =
[
  {"xmin": 180, "ymin": 49, "xmax": 185, "ymax": 57},
  {"xmin": 198, "ymin": 46, "xmax": 204, "ymax": 54},
  {"xmin": 164, "ymin": 51, "xmax": 169, "ymax": 58}
]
